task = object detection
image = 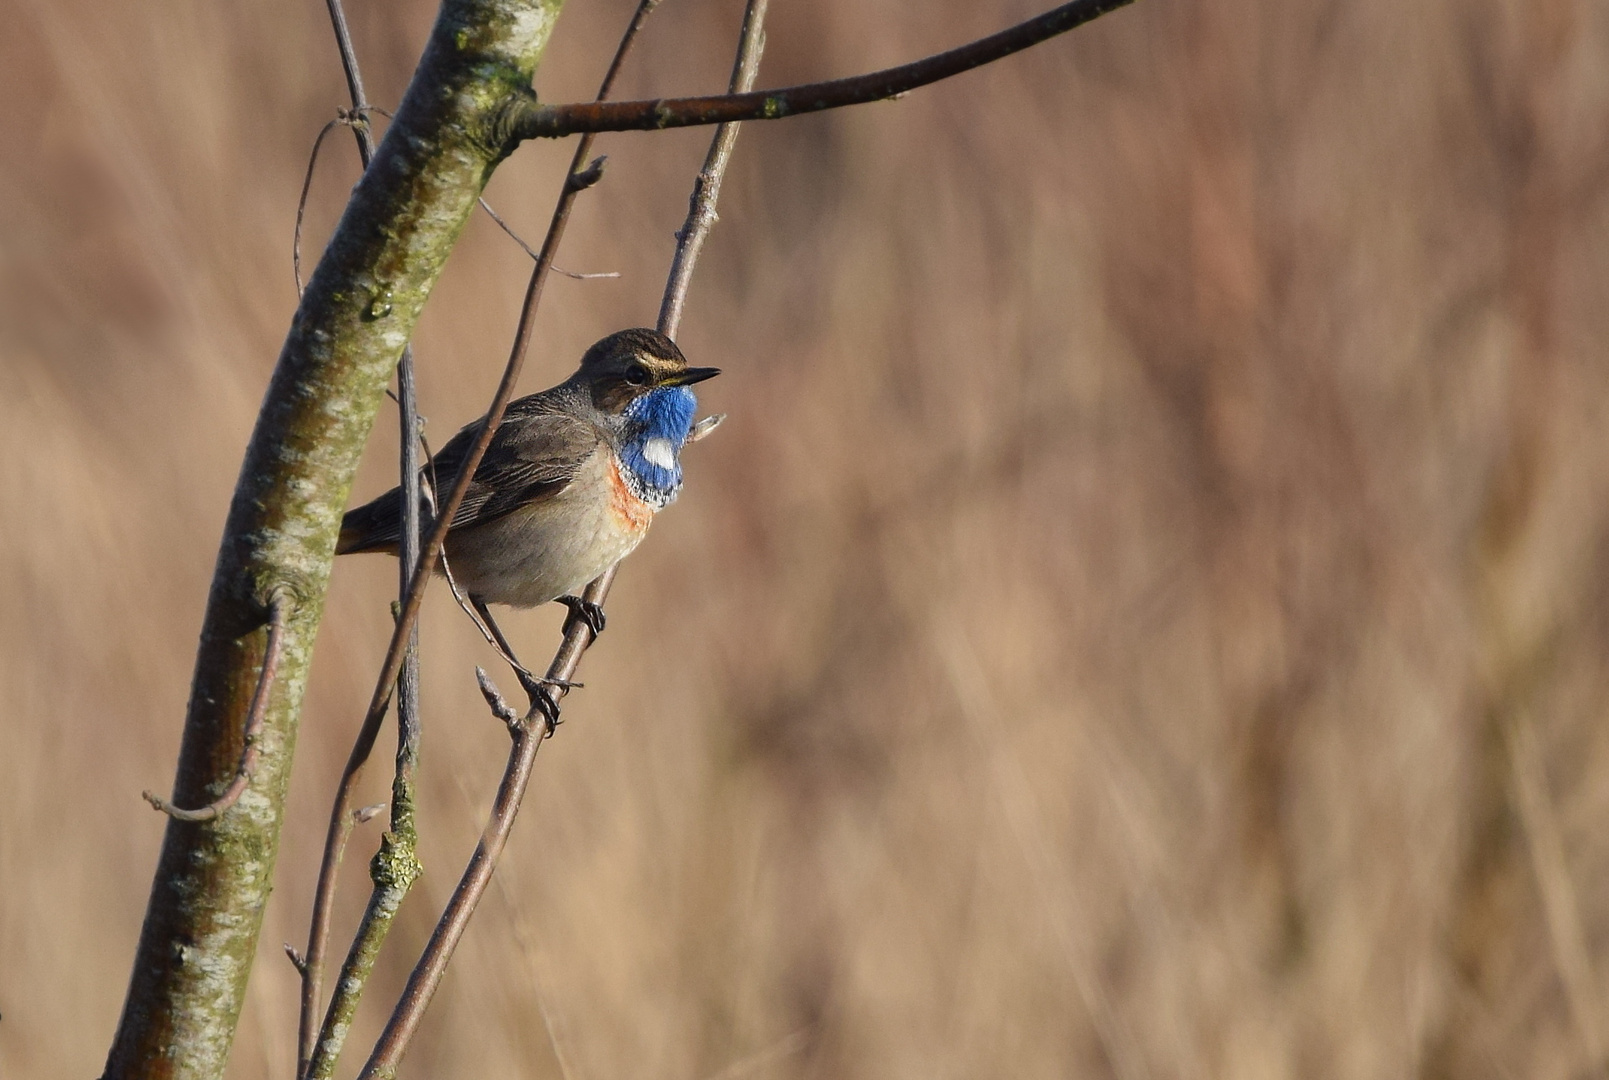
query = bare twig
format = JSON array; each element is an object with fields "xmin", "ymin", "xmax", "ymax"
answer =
[
  {"xmin": 359, "ymin": 686, "xmax": 556, "ymax": 1076},
  {"xmin": 356, "ymin": 5, "xmax": 767, "ymax": 1074},
  {"xmin": 142, "ymin": 591, "xmax": 290, "ymax": 822},
  {"xmin": 296, "ymin": 0, "xmax": 427, "ymax": 1072},
  {"xmin": 478, "ymin": 197, "xmax": 621, "ymax": 279},
  {"xmin": 658, "ymin": 0, "xmax": 767, "ymax": 338},
  {"xmin": 511, "ymin": 0, "xmax": 1132, "ymax": 142},
  {"xmin": 323, "ymin": 0, "xmax": 375, "ymax": 158},
  {"xmin": 294, "ymin": 116, "xmax": 344, "ymax": 296},
  {"xmin": 476, "ymin": 668, "xmax": 520, "ymax": 731},
  {"xmin": 295, "ymin": 104, "xmax": 392, "ymax": 293}
]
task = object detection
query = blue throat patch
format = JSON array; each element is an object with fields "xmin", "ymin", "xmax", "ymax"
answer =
[{"xmin": 618, "ymin": 385, "xmax": 698, "ymax": 507}]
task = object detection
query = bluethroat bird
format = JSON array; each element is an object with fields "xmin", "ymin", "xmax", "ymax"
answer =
[{"xmin": 337, "ymin": 327, "xmax": 719, "ymax": 698}]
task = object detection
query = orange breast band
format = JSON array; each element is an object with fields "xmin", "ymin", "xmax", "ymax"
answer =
[{"xmin": 606, "ymin": 454, "xmax": 655, "ymax": 535}]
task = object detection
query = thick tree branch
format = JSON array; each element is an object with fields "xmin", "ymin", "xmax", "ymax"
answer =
[
  {"xmin": 510, "ymin": 0, "xmax": 1132, "ymax": 142},
  {"xmin": 101, "ymin": 3, "xmax": 568, "ymax": 1078}
]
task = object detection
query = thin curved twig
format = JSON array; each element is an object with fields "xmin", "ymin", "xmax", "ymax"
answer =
[
  {"xmin": 296, "ymin": 0, "xmax": 426, "ymax": 1071},
  {"xmin": 477, "ymin": 197, "xmax": 621, "ymax": 279},
  {"xmin": 355, "ymin": 3, "xmax": 766, "ymax": 1074},
  {"xmin": 511, "ymin": 0, "xmax": 1133, "ymax": 141},
  {"xmin": 143, "ymin": 592, "xmax": 290, "ymax": 822},
  {"xmin": 294, "ymin": 116, "xmax": 344, "ymax": 296},
  {"xmin": 659, "ymin": 0, "xmax": 768, "ymax": 337},
  {"xmin": 294, "ymin": 104, "xmax": 392, "ymax": 294}
]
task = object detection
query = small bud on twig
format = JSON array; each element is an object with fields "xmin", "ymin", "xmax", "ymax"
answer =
[
  {"xmin": 476, "ymin": 667, "xmax": 520, "ymax": 731},
  {"xmin": 566, "ymin": 155, "xmax": 608, "ymax": 192}
]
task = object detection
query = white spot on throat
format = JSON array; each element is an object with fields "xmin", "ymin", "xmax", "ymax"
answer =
[{"xmin": 642, "ymin": 437, "xmax": 677, "ymax": 472}]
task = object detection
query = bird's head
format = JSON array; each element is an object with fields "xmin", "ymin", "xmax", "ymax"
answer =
[
  {"xmin": 575, "ymin": 328, "xmax": 720, "ymax": 416},
  {"xmin": 575, "ymin": 328, "xmax": 721, "ymax": 501}
]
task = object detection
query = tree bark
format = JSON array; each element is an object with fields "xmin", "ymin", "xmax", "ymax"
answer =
[{"xmin": 102, "ymin": 2, "xmax": 565, "ymax": 1077}]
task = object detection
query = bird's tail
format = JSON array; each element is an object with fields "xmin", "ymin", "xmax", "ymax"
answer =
[{"xmin": 336, "ymin": 488, "xmax": 402, "ymax": 556}]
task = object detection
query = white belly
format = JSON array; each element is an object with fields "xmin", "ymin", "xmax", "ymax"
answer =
[{"xmin": 442, "ymin": 449, "xmax": 653, "ymax": 607}]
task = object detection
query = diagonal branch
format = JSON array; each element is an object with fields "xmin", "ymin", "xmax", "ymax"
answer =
[
  {"xmin": 511, "ymin": 0, "xmax": 1132, "ymax": 142},
  {"xmin": 354, "ymin": 4, "xmax": 769, "ymax": 1075}
]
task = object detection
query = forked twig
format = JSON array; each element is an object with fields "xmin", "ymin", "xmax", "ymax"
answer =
[
  {"xmin": 295, "ymin": 104, "xmax": 391, "ymax": 294},
  {"xmin": 476, "ymin": 667, "xmax": 520, "ymax": 730},
  {"xmin": 354, "ymin": 4, "xmax": 767, "ymax": 1074},
  {"xmin": 143, "ymin": 592, "xmax": 290, "ymax": 822}
]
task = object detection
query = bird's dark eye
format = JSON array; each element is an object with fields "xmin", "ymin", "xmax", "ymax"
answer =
[{"xmin": 624, "ymin": 363, "xmax": 650, "ymax": 386}]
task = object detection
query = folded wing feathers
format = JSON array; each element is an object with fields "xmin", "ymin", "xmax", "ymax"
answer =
[{"xmin": 337, "ymin": 400, "xmax": 602, "ymax": 555}]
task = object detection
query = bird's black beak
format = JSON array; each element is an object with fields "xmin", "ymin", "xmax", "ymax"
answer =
[{"xmin": 664, "ymin": 366, "xmax": 721, "ymax": 386}]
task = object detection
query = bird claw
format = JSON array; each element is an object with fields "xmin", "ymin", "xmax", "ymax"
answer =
[
  {"xmin": 517, "ymin": 669, "xmax": 580, "ymax": 698},
  {"xmin": 557, "ymin": 595, "xmax": 607, "ymax": 637},
  {"xmin": 528, "ymin": 686, "xmax": 562, "ymax": 737}
]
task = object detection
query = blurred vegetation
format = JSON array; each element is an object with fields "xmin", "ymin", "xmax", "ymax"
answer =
[{"xmin": 2, "ymin": 0, "xmax": 1608, "ymax": 1077}]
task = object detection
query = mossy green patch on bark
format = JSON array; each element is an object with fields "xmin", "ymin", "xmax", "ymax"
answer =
[{"xmin": 302, "ymin": 827, "xmax": 422, "ymax": 1080}]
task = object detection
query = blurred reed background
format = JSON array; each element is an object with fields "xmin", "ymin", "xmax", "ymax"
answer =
[{"xmin": 3, "ymin": 0, "xmax": 1609, "ymax": 1076}]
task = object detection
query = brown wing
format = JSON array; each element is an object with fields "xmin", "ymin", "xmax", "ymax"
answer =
[{"xmin": 337, "ymin": 395, "xmax": 601, "ymax": 555}]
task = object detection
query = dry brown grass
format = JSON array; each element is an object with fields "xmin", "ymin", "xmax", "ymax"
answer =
[{"xmin": 3, "ymin": 0, "xmax": 1609, "ymax": 1076}]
